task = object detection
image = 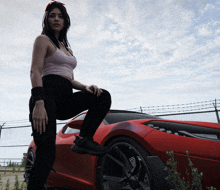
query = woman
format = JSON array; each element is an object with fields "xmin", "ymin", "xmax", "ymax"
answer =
[{"xmin": 28, "ymin": 1, "xmax": 111, "ymax": 190}]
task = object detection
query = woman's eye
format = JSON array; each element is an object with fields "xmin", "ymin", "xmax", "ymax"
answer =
[{"xmin": 49, "ymin": 14, "xmax": 63, "ymax": 19}]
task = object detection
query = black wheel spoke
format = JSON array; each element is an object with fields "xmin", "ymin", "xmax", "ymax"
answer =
[
  {"xmin": 114, "ymin": 146, "xmax": 133, "ymax": 171},
  {"xmin": 103, "ymin": 182, "xmax": 111, "ymax": 190},
  {"xmin": 136, "ymin": 162, "xmax": 151, "ymax": 190},
  {"xmin": 25, "ymin": 149, "xmax": 35, "ymax": 183},
  {"xmin": 121, "ymin": 184, "xmax": 133, "ymax": 190},
  {"xmin": 138, "ymin": 162, "xmax": 147, "ymax": 181},
  {"xmin": 103, "ymin": 175, "xmax": 126, "ymax": 183},
  {"xmin": 27, "ymin": 158, "xmax": 34, "ymax": 164},
  {"xmin": 25, "ymin": 167, "xmax": 32, "ymax": 171},
  {"xmin": 139, "ymin": 181, "xmax": 151, "ymax": 190},
  {"xmin": 98, "ymin": 139, "xmax": 151, "ymax": 190},
  {"xmin": 103, "ymin": 176, "xmax": 127, "ymax": 190},
  {"xmin": 106, "ymin": 154, "xmax": 124, "ymax": 167}
]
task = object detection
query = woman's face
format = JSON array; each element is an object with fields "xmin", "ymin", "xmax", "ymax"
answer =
[{"xmin": 48, "ymin": 8, "xmax": 64, "ymax": 32}]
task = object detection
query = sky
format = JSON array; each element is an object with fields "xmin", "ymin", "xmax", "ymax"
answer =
[{"xmin": 0, "ymin": 0, "xmax": 220, "ymax": 162}]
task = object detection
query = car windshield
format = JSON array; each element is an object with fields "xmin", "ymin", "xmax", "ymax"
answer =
[{"xmin": 104, "ymin": 111, "xmax": 159, "ymax": 125}]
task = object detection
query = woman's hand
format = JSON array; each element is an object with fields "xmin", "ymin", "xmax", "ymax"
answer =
[
  {"xmin": 32, "ymin": 100, "xmax": 48, "ymax": 134},
  {"xmin": 85, "ymin": 85, "xmax": 103, "ymax": 97}
]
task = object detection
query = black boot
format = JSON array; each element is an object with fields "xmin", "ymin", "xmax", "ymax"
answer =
[{"xmin": 71, "ymin": 136, "xmax": 108, "ymax": 156}]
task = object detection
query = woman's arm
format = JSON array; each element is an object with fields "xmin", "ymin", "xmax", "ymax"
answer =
[
  {"xmin": 71, "ymin": 73, "xmax": 103, "ymax": 97},
  {"xmin": 71, "ymin": 73, "xmax": 88, "ymax": 90},
  {"xmin": 30, "ymin": 35, "xmax": 48, "ymax": 87},
  {"xmin": 30, "ymin": 35, "xmax": 49, "ymax": 134}
]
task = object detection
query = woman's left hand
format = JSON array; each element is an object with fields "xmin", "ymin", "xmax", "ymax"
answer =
[{"xmin": 85, "ymin": 85, "xmax": 103, "ymax": 97}]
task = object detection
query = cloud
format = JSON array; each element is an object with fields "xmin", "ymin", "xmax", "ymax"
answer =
[
  {"xmin": 161, "ymin": 80, "xmax": 220, "ymax": 94},
  {"xmin": 196, "ymin": 24, "xmax": 213, "ymax": 36},
  {"xmin": 0, "ymin": 0, "xmax": 220, "ymax": 123},
  {"xmin": 200, "ymin": 3, "xmax": 215, "ymax": 14},
  {"xmin": 1, "ymin": 0, "xmax": 220, "ymax": 160}
]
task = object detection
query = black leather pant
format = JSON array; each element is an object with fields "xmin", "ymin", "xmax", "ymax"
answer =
[{"xmin": 28, "ymin": 75, "xmax": 111, "ymax": 190}]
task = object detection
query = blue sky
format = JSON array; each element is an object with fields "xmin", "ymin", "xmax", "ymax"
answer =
[{"xmin": 0, "ymin": 0, "xmax": 220, "ymax": 160}]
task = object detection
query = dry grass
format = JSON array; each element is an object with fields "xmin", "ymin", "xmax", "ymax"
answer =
[{"xmin": 0, "ymin": 167, "xmax": 26, "ymax": 190}]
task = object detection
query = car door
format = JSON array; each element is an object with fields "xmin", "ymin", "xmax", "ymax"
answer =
[{"xmin": 53, "ymin": 113, "xmax": 97, "ymax": 188}]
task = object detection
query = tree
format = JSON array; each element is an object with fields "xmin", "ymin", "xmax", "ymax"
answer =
[{"xmin": 20, "ymin": 157, "xmax": 26, "ymax": 168}]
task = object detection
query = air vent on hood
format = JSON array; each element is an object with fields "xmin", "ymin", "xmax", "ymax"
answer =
[{"xmin": 146, "ymin": 121, "xmax": 220, "ymax": 141}]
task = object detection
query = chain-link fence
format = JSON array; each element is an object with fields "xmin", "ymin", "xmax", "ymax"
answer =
[{"xmin": 127, "ymin": 99, "xmax": 220, "ymax": 123}]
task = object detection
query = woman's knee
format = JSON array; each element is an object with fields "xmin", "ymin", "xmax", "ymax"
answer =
[
  {"xmin": 33, "ymin": 132, "xmax": 56, "ymax": 149},
  {"xmin": 100, "ymin": 89, "xmax": 112, "ymax": 106}
]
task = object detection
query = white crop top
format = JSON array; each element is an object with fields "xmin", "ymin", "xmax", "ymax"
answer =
[{"xmin": 42, "ymin": 47, "xmax": 77, "ymax": 80}]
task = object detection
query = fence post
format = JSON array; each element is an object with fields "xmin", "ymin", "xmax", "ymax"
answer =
[
  {"xmin": 0, "ymin": 123, "xmax": 5, "ymax": 139},
  {"xmin": 213, "ymin": 99, "xmax": 220, "ymax": 123},
  {"xmin": 140, "ymin": 106, "xmax": 143, "ymax": 113}
]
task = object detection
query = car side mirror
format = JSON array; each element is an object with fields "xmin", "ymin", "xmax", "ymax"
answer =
[{"xmin": 68, "ymin": 119, "xmax": 83, "ymax": 129}]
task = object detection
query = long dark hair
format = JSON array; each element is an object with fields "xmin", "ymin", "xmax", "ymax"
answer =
[{"xmin": 41, "ymin": 1, "xmax": 71, "ymax": 50}]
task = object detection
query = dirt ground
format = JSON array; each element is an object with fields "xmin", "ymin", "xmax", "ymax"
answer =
[{"xmin": 1, "ymin": 172, "xmax": 26, "ymax": 190}]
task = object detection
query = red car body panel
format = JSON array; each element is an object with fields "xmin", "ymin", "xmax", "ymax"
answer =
[
  {"xmin": 48, "ymin": 130, "xmax": 98, "ymax": 190},
  {"xmin": 143, "ymin": 119, "xmax": 220, "ymax": 188},
  {"xmin": 26, "ymin": 113, "xmax": 220, "ymax": 190}
]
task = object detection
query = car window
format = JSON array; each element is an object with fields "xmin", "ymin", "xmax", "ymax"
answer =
[{"xmin": 63, "ymin": 113, "xmax": 86, "ymax": 134}]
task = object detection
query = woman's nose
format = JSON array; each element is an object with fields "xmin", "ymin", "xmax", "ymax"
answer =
[{"xmin": 55, "ymin": 15, "xmax": 59, "ymax": 20}]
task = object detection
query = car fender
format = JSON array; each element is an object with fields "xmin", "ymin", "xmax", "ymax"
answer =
[
  {"xmin": 100, "ymin": 121, "xmax": 154, "ymax": 151},
  {"xmin": 97, "ymin": 122, "xmax": 173, "ymax": 190},
  {"xmin": 25, "ymin": 141, "xmax": 36, "ymax": 165}
]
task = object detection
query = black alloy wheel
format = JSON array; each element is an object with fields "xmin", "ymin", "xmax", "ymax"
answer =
[
  {"xmin": 24, "ymin": 148, "xmax": 35, "ymax": 183},
  {"xmin": 97, "ymin": 137, "xmax": 152, "ymax": 190}
]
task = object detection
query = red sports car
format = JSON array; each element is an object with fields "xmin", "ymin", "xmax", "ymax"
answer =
[{"xmin": 24, "ymin": 110, "xmax": 220, "ymax": 190}]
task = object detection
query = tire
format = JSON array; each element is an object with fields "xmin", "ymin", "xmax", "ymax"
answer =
[
  {"xmin": 96, "ymin": 136, "xmax": 152, "ymax": 190},
  {"xmin": 24, "ymin": 148, "xmax": 35, "ymax": 183}
]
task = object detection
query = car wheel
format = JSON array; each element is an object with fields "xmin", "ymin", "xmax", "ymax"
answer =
[
  {"xmin": 97, "ymin": 136, "xmax": 152, "ymax": 190},
  {"xmin": 25, "ymin": 148, "xmax": 35, "ymax": 183}
]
